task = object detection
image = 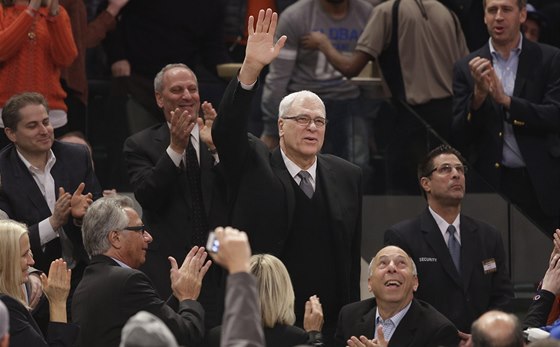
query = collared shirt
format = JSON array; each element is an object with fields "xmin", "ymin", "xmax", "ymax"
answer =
[
  {"xmin": 111, "ymin": 257, "xmax": 131, "ymax": 269},
  {"xmin": 489, "ymin": 36, "xmax": 526, "ymax": 168},
  {"xmin": 280, "ymin": 148, "xmax": 317, "ymax": 190},
  {"xmin": 374, "ymin": 301, "xmax": 412, "ymax": 341},
  {"xmin": 16, "ymin": 148, "xmax": 60, "ymax": 246},
  {"xmin": 429, "ymin": 206, "xmax": 461, "ymax": 245}
]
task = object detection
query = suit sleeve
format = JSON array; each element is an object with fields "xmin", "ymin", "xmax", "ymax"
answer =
[
  {"xmin": 123, "ymin": 134, "xmax": 184, "ymax": 210},
  {"xmin": 384, "ymin": 228, "xmax": 413, "ymax": 259},
  {"xmin": 426, "ymin": 321, "xmax": 460, "ymax": 347},
  {"xmin": 124, "ymin": 272, "xmax": 205, "ymax": 347},
  {"xmin": 334, "ymin": 306, "xmax": 349, "ymax": 347},
  {"xmin": 221, "ymin": 272, "xmax": 264, "ymax": 347},
  {"xmin": 524, "ymin": 289, "xmax": 556, "ymax": 328}
]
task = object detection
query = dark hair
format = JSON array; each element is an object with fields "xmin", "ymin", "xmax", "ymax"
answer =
[
  {"xmin": 483, "ymin": 0, "xmax": 526, "ymax": 10},
  {"xmin": 2, "ymin": 92, "xmax": 49, "ymax": 130},
  {"xmin": 417, "ymin": 145, "xmax": 467, "ymax": 198}
]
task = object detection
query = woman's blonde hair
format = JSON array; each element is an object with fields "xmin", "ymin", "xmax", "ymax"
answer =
[
  {"xmin": 0, "ymin": 220, "xmax": 29, "ymax": 305},
  {"xmin": 249, "ymin": 254, "xmax": 296, "ymax": 328}
]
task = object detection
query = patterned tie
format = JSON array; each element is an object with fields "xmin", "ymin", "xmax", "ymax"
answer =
[
  {"xmin": 297, "ymin": 171, "xmax": 314, "ymax": 199},
  {"xmin": 185, "ymin": 138, "xmax": 208, "ymax": 246},
  {"xmin": 447, "ymin": 225, "xmax": 461, "ymax": 274}
]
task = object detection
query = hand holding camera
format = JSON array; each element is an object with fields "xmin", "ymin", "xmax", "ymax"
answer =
[{"xmin": 207, "ymin": 227, "xmax": 251, "ymax": 274}]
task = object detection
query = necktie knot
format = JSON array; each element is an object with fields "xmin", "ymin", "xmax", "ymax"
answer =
[
  {"xmin": 447, "ymin": 224, "xmax": 456, "ymax": 235},
  {"xmin": 297, "ymin": 171, "xmax": 314, "ymax": 199}
]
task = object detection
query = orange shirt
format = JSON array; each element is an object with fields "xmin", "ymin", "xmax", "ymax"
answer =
[{"xmin": 0, "ymin": 5, "xmax": 77, "ymax": 111}]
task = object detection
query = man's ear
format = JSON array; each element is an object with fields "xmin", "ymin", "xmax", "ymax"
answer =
[
  {"xmin": 155, "ymin": 92, "xmax": 164, "ymax": 108},
  {"xmin": 420, "ymin": 177, "xmax": 431, "ymax": 195},
  {"xmin": 413, "ymin": 275, "xmax": 419, "ymax": 292},
  {"xmin": 108, "ymin": 230, "xmax": 122, "ymax": 249},
  {"xmin": 4, "ymin": 127, "xmax": 16, "ymax": 143},
  {"xmin": 278, "ymin": 118, "xmax": 284, "ymax": 137}
]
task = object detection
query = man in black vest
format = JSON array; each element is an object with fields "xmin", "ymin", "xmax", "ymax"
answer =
[{"xmin": 212, "ymin": 9, "xmax": 363, "ymax": 345}]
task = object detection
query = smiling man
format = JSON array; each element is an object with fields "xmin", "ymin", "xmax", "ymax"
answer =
[
  {"xmin": 384, "ymin": 145, "xmax": 513, "ymax": 333},
  {"xmin": 213, "ymin": 9, "xmax": 363, "ymax": 345},
  {"xmin": 334, "ymin": 245, "xmax": 459, "ymax": 347},
  {"xmin": 71, "ymin": 195, "xmax": 211, "ymax": 347},
  {"xmin": 452, "ymin": 0, "xmax": 560, "ymax": 236}
]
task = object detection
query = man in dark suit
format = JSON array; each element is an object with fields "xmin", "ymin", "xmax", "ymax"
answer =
[
  {"xmin": 384, "ymin": 145, "xmax": 514, "ymax": 333},
  {"xmin": 335, "ymin": 245, "xmax": 459, "ymax": 347},
  {"xmin": 452, "ymin": 0, "xmax": 560, "ymax": 235},
  {"xmin": 212, "ymin": 9, "xmax": 362, "ymax": 345},
  {"xmin": 123, "ymin": 63, "xmax": 228, "ymax": 327},
  {"xmin": 71, "ymin": 195, "xmax": 211, "ymax": 347},
  {"xmin": 0, "ymin": 92, "xmax": 101, "ymax": 287}
]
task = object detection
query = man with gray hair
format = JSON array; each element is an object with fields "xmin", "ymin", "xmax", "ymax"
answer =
[
  {"xmin": 334, "ymin": 245, "xmax": 459, "ymax": 347},
  {"xmin": 0, "ymin": 300, "xmax": 9, "ymax": 347},
  {"xmin": 71, "ymin": 195, "xmax": 211, "ymax": 347},
  {"xmin": 120, "ymin": 311, "xmax": 179, "ymax": 347},
  {"xmin": 123, "ymin": 63, "xmax": 228, "ymax": 329}
]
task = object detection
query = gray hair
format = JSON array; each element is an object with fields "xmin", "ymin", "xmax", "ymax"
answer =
[
  {"xmin": 278, "ymin": 90, "xmax": 326, "ymax": 119},
  {"xmin": 0, "ymin": 300, "xmax": 8, "ymax": 339},
  {"xmin": 82, "ymin": 195, "xmax": 135, "ymax": 257},
  {"xmin": 153, "ymin": 63, "xmax": 197, "ymax": 93},
  {"xmin": 119, "ymin": 311, "xmax": 178, "ymax": 347}
]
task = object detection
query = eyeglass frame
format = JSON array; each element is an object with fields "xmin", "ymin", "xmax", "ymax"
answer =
[
  {"xmin": 427, "ymin": 163, "xmax": 468, "ymax": 176},
  {"xmin": 123, "ymin": 225, "xmax": 150, "ymax": 235},
  {"xmin": 281, "ymin": 115, "xmax": 328, "ymax": 128}
]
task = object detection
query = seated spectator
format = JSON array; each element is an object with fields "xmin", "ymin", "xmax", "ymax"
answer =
[
  {"xmin": 208, "ymin": 226, "xmax": 265, "ymax": 347},
  {"xmin": 207, "ymin": 253, "xmax": 324, "ymax": 347},
  {"xmin": 335, "ymin": 245, "xmax": 460, "ymax": 347},
  {"xmin": 525, "ymin": 229, "xmax": 560, "ymax": 328},
  {"xmin": 0, "ymin": 0, "xmax": 78, "ymax": 147},
  {"xmin": 0, "ymin": 219, "xmax": 79, "ymax": 346},
  {"xmin": 471, "ymin": 310, "xmax": 525, "ymax": 347},
  {"xmin": 119, "ymin": 311, "xmax": 178, "ymax": 347},
  {"xmin": 523, "ymin": 3, "xmax": 547, "ymax": 42},
  {"xmin": 71, "ymin": 195, "xmax": 210, "ymax": 347}
]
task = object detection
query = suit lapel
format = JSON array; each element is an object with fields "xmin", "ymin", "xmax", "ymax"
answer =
[
  {"xmin": 357, "ymin": 302, "xmax": 377, "ymax": 339},
  {"xmin": 270, "ymin": 149, "xmax": 295, "ymax": 227},
  {"xmin": 459, "ymin": 215, "xmax": 477, "ymax": 291},
  {"xmin": 513, "ymin": 37, "xmax": 533, "ymax": 97},
  {"xmin": 317, "ymin": 156, "xmax": 347, "ymax": 247},
  {"xmin": 388, "ymin": 300, "xmax": 419, "ymax": 346},
  {"xmin": 420, "ymin": 209, "xmax": 463, "ymax": 288},
  {"xmin": 198, "ymin": 141, "xmax": 215, "ymax": 215},
  {"xmin": 10, "ymin": 147, "xmax": 51, "ymax": 215}
]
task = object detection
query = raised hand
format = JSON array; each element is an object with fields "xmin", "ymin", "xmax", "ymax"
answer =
[
  {"xmin": 208, "ymin": 227, "xmax": 252, "ymax": 274},
  {"xmin": 199, "ymin": 101, "xmax": 217, "ymax": 151},
  {"xmin": 40, "ymin": 259, "xmax": 71, "ymax": 322},
  {"xmin": 240, "ymin": 8, "xmax": 287, "ymax": 85},
  {"xmin": 303, "ymin": 295, "xmax": 323, "ymax": 332},
  {"xmin": 70, "ymin": 182, "xmax": 93, "ymax": 219},
  {"xmin": 169, "ymin": 246, "xmax": 211, "ymax": 301},
  {"xmin": 169, "ymin": 108, "xmax": 196, "ymax": 154},
  {"xmin": 300, "ymin": 31, "xmax": 330, "ymax": 50}
]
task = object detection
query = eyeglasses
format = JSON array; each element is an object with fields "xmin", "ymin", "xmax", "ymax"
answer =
[
  {"xmin": 282, "ymin": 115, "xmax": 328, "ymax": 128},
  {"xmin": 428, "ymin": 163, "xmax": 468, "ymax": 176},
  {"xmin": 123, "ymin": 225, "xmax": 149, "ymax": 235}
]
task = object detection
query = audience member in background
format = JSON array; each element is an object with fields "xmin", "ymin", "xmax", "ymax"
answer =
[
  {"xmin": 0, "ymin": 0, "xmax": 77, "ymax": 148},
  {"xmin": 452, "ymin": 0, "xmax": 560, "ymax": 236},
  {"xmin": 71, "ymin": 195, "xmax": 210, "ymax": 347},
  {"xmin": 302, "ymin": 0, "xmax": 468, "ymax": 193},
  {"xmin": 208, "ymin": 226, "xmax": 265, "ymax": 347},
  {"xmin": 384, "ymin": 145, "xmax": 513, "ymax": 333},
  {"xmin": 0, "ymin": 92, "xmax": 101, "ymax": 295},
  {"xmin": 525, "ymin": 229, "xmax": 560, "ymax": 328},
  {"xmin": 335, "ymin": 245, "xmax": 459, "ymax": 347},
  {"xmin": 0, "ymin": 300, "xmax": 7, "ymax": 347},
  {"xmin": 471, "ymin": 311, "xmax": 525, "ymax": 347},
  {"xmin": 59, "ymin": 0, "xmax": 131, "ymax": 134},
  {"xmin": 207, "ymin": 254, "xmax": 324, "ymax": 347},
  {"xmin": 261, "ymin": 0, "xmax": 374, "ymax": 188},
  {"xmin": 0, "ymin": 220, "xmax": 79, "ymax": 347},
  {"xmin": 123, "ymin": 63, "xmax": 227, "ymax": 328},
  {"xmin": 119, "ymin": 311, "xmax": 179, "ymax": 347},
  {"xmin": 213, "ymin": 9, "xmax": 363, "ymax": 344},
  {"xmin": 522, "ymin": 3, "xmax": 546, "ymax": 42},
  {"xmin": 438, "ymin": 0, "xmax": 488, "ymax": 51}
]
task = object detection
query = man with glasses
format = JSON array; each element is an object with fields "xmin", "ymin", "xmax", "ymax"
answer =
[
  {"xmin": 384, "ymin": 145, "xmax": 513, "ymax": 335},
  {"xmin": 72, "ymin": 195, "xmax": 210, "ymax": 347},
  {"xmin": 213, "ymin": 9, "xmax": 363, "ymax": 345}
]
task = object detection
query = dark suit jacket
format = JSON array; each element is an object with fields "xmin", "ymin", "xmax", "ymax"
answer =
[
  {"xmin": 335, "ymin": 297, "xmax": 459, "ymax": 347},
  {"xmin": 0, "ymin": 294, "xmax": 79, "ymax": 347},
  {"xmin": 452, "ymin": 37, "xmax": 560, "ymax": 216},
  {"xmin": 384, "ymin": 208, "xmax": 514, "ymax": 332},
  {"xmin": 71, "ymin": 255, "xmax": 205, "ymax": 347},
  {"xmin": 0, "ymin": 141, "xmax": 101, "ymax": 273},
  {"xmin": 123, "ymin": 123, "xmax": 228, "ymax": 299},
  {"xmin": 212, "ymin": 78, "xmax": 363, "ymax": 313}
]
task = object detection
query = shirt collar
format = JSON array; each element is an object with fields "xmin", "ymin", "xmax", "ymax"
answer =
[
  {"xmin": 428, "ymin": 206, "xmax": 461, "ymax": 241},
  {"xmin": 489, "ymin": 34, "xmax": 523, "ymax": 59},
  {"xmin": 110, "ymin": 257, "xmax": 131, "ymax": 269},
  {"xmin": 280, "ymin": 148, "xmax": 317, "ymax": 182},
  {"xmin": 375, "ymin": 300, "xmax": 412, "ymax": 329},
  {"xmin": 16, "ymin": 148, "xmax": 56, "ymax": 172}
]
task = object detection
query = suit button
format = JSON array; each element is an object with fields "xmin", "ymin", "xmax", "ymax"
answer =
[
  {"xmin": 498, "ymin": 132, "xmax": 503, "ymax": 137},
  {"xmin": 495, "ymin": 163, "xmax": 500, "ymax": 169}
]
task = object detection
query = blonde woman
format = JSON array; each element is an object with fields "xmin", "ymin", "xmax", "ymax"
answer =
[
  {"xmin": 207, "ymin": 253, "xmax": 324, "ymax": 347},
  {"xmin": 0, "ymin": 220, "xmax": 78, "ymax": 346}
]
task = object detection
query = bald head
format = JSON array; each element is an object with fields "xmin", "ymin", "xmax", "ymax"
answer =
[{"xmin": 471, "ymin": 311, "xmax": 524, "ymax": 347}]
